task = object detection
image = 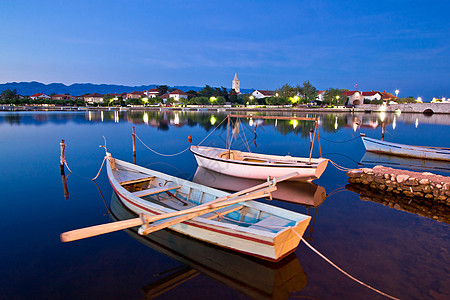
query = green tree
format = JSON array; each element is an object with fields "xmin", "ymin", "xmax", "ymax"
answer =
[
  {"xmin": 1, "ymin": 89, "xmax": 18, "ymax": 100},
  {"xmin": 323, "ymin": 88, "xmax": 348, "ymax": 105},
  {"xmin": 297, "ymin": 81, "xmax": 317, "ymax": 103},
  {"xmin": 186, "ymin": 90, "xmax": 198, "ymax": 100},
  {"xmin": 275, "ymin": 84, "xmax": 297, "ymax": 97},
  {"xmin": 198, "ymin": 85, "xmax": 215, "ymax": 98},
  {"xmin": 157, "ymin": 85, "xmax": 169, "ymax": 96}
]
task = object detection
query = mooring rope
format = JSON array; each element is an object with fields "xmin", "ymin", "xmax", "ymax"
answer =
[
  {"xmin": 64, "ymin": 161, "xmax": 73, "ymax": 174},
  {"xmin": 329, "ymin": 160, "xmax": 353, "ymax": 172},
  {"xmin": 210, "ymin": 213, "xmax": 399, "ymax": 299},
  {"xmin": 92, "ymin": 156, "xmax": 107, "ymax": 180},
  {"xmin": 297, "ymin": 234, "xmax": 400, "ymax": 300},
  {"xmin": 136, "ymin": 134, "xmax": 191, "ymax": 157},
  {"xmin": 320, "ymin": 135, "xmax": 362, "ymax": 143}
]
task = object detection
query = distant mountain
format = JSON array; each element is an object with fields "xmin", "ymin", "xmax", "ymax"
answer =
[{"xmin": 0, "ymin": 81, "xmax": 254, "ymax": 96}]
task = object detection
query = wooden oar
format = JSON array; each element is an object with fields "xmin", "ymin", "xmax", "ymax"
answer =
[{"xmin": 60, "ymin": 184, "xmax": 277, "ymax": 242}]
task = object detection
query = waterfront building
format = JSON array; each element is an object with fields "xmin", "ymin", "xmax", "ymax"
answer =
[
  {"xmin": 30, "ymin": 93, "xmax": 51, "ymax": 100},
  {"xmin": 83, "ymin": 93, "xmax": 104, "ymax": 104},
  {"xmin": 252, "ymin": 90, "xmax": 276, "ymax": 99},
  {"xmin": 145, "ymin": 88, "xmax": 159, "ymax": 98},
  {"xmin": 168, "ymin": 89, "xmax": 188, "ymax": 101},
  {"xmin": 51, "ymin": 94, "xmax": 75, "ymax": 100},
  {"xmin": 126, "ymin": 91, "xmax": 145, "ymax": 99},
  {"xmin": 361, "ymin": 91, "xmax": 383, "ymax": 102},
  {"xmin": 343, "ymin": 91, "xmax": 363, "ymax": 105},
  {"xmin": 232, "ymin": 73, "xmax": 240, "ymax": 93},
  {"xmin": 316, "ymin": 91, "xmax": 325, "ymax": 102}
]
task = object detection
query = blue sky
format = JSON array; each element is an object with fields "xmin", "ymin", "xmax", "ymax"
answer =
[{"xmin": 0, "ymin": 0, "xmax": 448, "ymax": 100}]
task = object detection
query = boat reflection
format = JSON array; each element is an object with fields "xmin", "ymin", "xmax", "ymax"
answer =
[
  {"xmin": 360, "ymin": 152, "xmax": 450, "ymax": 175},
  {"xmin": 110, "ymin": 193, "xmax": 308, "ymax": 299},
  {"xmin": 193, "ymin": 167, "xmax": 327, "ymax": 207},
  {"xmin": 346, "ymin": 183, "xmax": 450, "ymax": 224}
]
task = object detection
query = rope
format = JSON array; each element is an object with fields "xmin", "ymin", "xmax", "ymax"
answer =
[
  {"xmin": 197, "ymin": 116, "xmax": 228, "ymax": 146},
  {"xmin": 296, "ymin": 234, "xmax": 400, "ymax": 300},
  {"xmin": 92, "ymin": 157, "xmax": 106, "ymax": 180},
  {"xmin": 135, "ymin": 134, "xmax": 191, "ymax": 157},
  {"xmin": 329, "ymin": 160, "xmax": 353, "ymax": 172},
  {"xmin": 64, "ymin": 161, "xmax": 73, "ymax": 174},
  {"xmin": 320, "ymin": 135, "xmax": 362, "ymax": 143}
]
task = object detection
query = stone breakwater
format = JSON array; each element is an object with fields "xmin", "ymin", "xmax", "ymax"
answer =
[{"xmin": 347, "ymin": 165, "xmax": 450, "ymax": 207}]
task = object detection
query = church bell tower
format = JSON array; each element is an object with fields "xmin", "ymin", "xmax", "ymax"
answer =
[{"xmin": 232, "ymin": 73, "xmax": 240, "ymax": 93}]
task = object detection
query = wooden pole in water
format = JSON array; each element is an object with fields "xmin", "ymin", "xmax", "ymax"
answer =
[
  {"xmin": 132, "ymin": 126, "xmax": 136, "ymax": 164},
  {"xmin": 61, "ymin": 173, "xmax": 69, "ymax": 199},
  {"xmin": 60, "ymin": 139, "xmax": 66, "ymax": 175},
  {"xmin": 316, "ymin": 121, "xmax": 322, "ymax": 158}
]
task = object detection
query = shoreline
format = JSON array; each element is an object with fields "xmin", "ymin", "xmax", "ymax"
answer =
[{"xmin": 1, "ymin": 102, "xmax": 449, "ymax": 114}]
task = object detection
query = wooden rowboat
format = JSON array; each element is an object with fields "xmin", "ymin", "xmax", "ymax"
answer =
[
  {"xmin": 110, "ymin": 194, "xmax": 308, "ymax": 299},
  {"xmin": 87, "ymin": 154, "xmax": 311, "ymax": 262},
  {"xmin": 361, "ymin": 136, "xmax": 450, "ymax": 161},
  {"xmin": 190, "ymin": 145, "xmax": 329, "ymax": 181}
]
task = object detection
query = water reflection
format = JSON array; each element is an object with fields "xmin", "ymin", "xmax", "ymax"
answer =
[
  {"xmin": 193, "ymin": 167, "xmax": 327, "ymax": 207},
  {"xmin": 360, "ymin": 152, "xmax": 450, "ymax": 175},
  {"xmin": 2, "ymin": 110, "xmax": 450, "ymax": 135},
  {"xmin": 110, "ymin": 193, "xmax": 308, "ymax": 299},
  {"xmin": 346, "ymin": 183, "xmax": 450, "ymax": 224}
]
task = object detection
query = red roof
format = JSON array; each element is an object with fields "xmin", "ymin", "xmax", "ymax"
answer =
[
  {"xmin": 85, "ymin": 93, "xmax": 104, "ymax": 97},
  {"xmin": 128, "ymin": 91, "xmax": 145, "ymax": 95},
  {"xmin": 362, "ymin": 91, "xmax": 381, "ymax": 96},
  {"xmin": 380, "ymin": 91, "xmax": 396, "ymax": 99},
  {"xmin": 255, "ymin": 90, "xmax": 275, "ymax": 96},
  {"xmin": 160, "ymin": 93, "xmax": 170, "ymax": 99},
  {"xmin": 147, "ymin": 89, "xmax": 159, "ymax": 93},
  {"xmin": 169, "ymin": 89, "xmax": 187, "ymax": 95},
  {"xmin": 342, "ymin": 91, "xmax": 360, "ymax": 96},
  {"xmin": 317, "ymin": 90, "xmax": 325, "ymax": 95}
]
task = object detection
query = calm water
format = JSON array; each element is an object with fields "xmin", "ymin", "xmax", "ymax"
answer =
[{"xmin": 0, "ymin": 110, "xmax": 449, "ymax": 299}]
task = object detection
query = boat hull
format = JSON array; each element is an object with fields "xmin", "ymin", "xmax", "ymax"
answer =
[
  {"xmin": 361, "ymin": 137, "xmax": 450, "ymax": 161},
  {"xmin": 190, "ymin": 146, "xmax": 328, "ymax": 181},
  {"xmin": 106, "ymin": 157, "xmax": 311, "ymax": 262}
]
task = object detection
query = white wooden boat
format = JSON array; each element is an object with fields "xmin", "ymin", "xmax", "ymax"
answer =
[
  {"xmin": 109, "ymin": 194, "xmax": 308, "ymax": 299},
  {"xmin": 190, "ymin": 145, "xmax": 329, "ymax": 181},
  {"xmin": 193, "ymin": 167, "xmax": 327, "ymax": 207},
  {"xmin": 104, "ymin": 154, "xmax": 311, "ymax": 262},
  {"xmin": 361, "ymin": 136, "xmax": 450, "ymax": 161}
]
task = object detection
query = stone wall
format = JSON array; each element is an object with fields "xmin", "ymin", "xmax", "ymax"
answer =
[{"xmin": 347, "ymin": 165, "xmax": 450, "ymax": 207}]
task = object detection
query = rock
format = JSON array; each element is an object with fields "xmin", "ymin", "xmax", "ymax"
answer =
[
  {"xmin": 425, "ymin": 193, "xmax": 434, "ymax": 199},
  {"xmin": 419, "ymin": 179, "xmax": 430, "ymax": 185},
  {"xmin": 393, "ymin": 204, "xmax": 401, "ymax": 210},
  {"xmin": 396, "ymin": 174, "xmax": 410, "ymax": 183}
]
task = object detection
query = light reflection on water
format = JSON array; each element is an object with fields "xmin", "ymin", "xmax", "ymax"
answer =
[{"xmin": 0, "ymin": 110, "xmax": 449, "ymax": 299}]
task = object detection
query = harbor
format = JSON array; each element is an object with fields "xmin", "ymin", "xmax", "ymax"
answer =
[{"xmin": 0, "ymin": 110, "xmax": 449, "ymax": 299}]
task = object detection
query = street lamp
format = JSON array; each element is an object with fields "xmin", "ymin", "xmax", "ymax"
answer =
[
  {"xmin": 249, "ymin": 95, "xmax": 254, "ymax": 105},
  {"xmin": 395, "ymin": 89, "xmax": 399, "ymax": 98},
  {"xmin": 336, "ymin": 95, "xmax": 340, "ymax": 105}
]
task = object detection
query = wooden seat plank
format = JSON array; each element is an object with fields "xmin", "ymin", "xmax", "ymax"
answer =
[{"xmin": 133, "ymin": 184, "xmax": 181, "ymax": 198}]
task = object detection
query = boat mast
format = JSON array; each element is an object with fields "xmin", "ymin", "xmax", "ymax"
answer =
[{"xmin": 227, "ymin": 114, "xmax": 231, "ymax": 159}]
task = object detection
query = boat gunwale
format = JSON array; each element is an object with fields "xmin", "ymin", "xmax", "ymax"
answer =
[
  {"xmin": 190, "ymin": 146, "xmax": 324, "ymax": 168},
  {"xmin": 107, "ymin": 157, "xmax": 309, "ymax": 238}
]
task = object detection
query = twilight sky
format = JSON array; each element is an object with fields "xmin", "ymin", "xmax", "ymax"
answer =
[{"xmin": 0, "ymin": 0, "xmax": 448, "ymax": 100}]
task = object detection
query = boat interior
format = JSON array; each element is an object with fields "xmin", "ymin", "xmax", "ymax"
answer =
[
  {"xmin": 217, "ymin": 150, "xmax": 315, "ymax": 165},
  {"xmin": 113, "ymin": 165, "xmax": 294, "ymax": 233}
]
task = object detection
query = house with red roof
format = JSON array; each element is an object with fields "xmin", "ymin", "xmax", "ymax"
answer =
[
  {"xmin": 251, "ymin": 90, "xmax": 276, "ymax": 99},
  {"xmin": 83, "ymin": 93, "xmax": 104, "ymax": 104},
  {"xmin": 51, "ymin": 94, "xmax": 75, "ymax": 101},
  {"xmin": 342, "ymin": 91, "xmax": 362, "ymax": 105},
  {"xmin": 30, "ymin": 93, "xmax": 51, "ymax": 100},
  {"xmin": 361, "ymin": 91, "xmax": 383, "ymax": 102},
  {"xmin": 126, "ymin": 91, "xmax": 145, "ymax": 99},
  {"xmin": 380, "ymin": 90, "xmax": 397, "ymax": 101},
  {"xmin": 145, "ymin": 89, "xmax": 159, "ymax": 98},
  {"xmin": 168, "ymin": 90, "xmax": 188, "ymax": 101},
  {"xmin": 316, "ymin": 90, "xmax": 325, "ymax": 102}
]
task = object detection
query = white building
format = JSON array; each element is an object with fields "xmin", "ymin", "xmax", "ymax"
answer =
[
  {"xmin": 168, "ymin": 89, "xmax": 188, "ymax": 101},
  {"xmin": 316, "ymin": 90, "xmax": 325, "ymax": 102},
  {"xmin": 232, "ymin": 73, "xmax": 240, "ymax": 93},
  {"xmin": 145, "ymin": 89, "xmax": 159, "ymax": 98},
  {"xmin": 362, "ymin": 91, "xmax": 382, "ymax": 102},
  {"xmin": 252, "ymin": 90, "xmax": 275, "ymax": 99},
  {"xmin": 343, "ymin": 91, "xmax": 363, "ymax": 105}
]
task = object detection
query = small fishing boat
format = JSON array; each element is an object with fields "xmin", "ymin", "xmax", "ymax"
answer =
[
  {"xmin": 361, "ymin": 136, "xmax": 450, "ymax": 161},
  {"xmin": 190, "ymin": 114, "xmax": 329, "ymax": 181},
  {"xmin": 110, "ymin": 194, "xmax": 308, "ymax": 299},
  {"xmin": 190, "ymin": 145, "xmax": 329, "ymax": 181},
  {"xmin": 61, "ymin": 153, "xmax": 312, "ymax": 262}
]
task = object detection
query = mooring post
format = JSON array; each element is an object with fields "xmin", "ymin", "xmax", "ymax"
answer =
[
  {"xmin": 60, "ymin": 139, "xmax": 66, "ymax": 175},
  {"xmin": 132, "ymin": 126, "xmax": 136, "ymax": 164},
  {"xmin": 61, "ymin": 173, "xmax": 69, "ymax": 199}
]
